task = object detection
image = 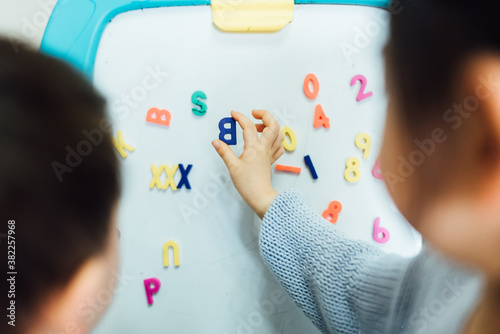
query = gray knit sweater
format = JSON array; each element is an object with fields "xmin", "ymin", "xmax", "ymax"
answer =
[{"xmin": 259, "ymin": 190, "xmax": 485, "ymax": 334}]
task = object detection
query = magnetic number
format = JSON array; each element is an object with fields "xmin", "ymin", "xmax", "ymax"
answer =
[
  {"xmin": 350, "ymin": 74, "xmax": 373, "ymax": 102},
  {"xmin": 372, "ymin": 157, "xmax": 383, "ymax": 180},
  {"xmin": 373, "ymin": 217, "xmax": 390, "ymax": 244},
  {"xmin": 303, "ymin": 73, "xmax": 320, "ymax": 100},
  {"xmin": 281, "ymin": 126, "xmax": 297, "ymax": 151},
  {"xmin": 322, "ymin": 201, "xmax": 343, "ymax": 224},
  {"xmin": 344, "ymin": 157, "xmax": 361, "ymax": 183},
  {"xmin": 355, "ymin": 133, "xmax": 372, "ymax": 159}
]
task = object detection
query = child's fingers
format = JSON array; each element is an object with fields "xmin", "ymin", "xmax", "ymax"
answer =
[
  {"xmin": 231, "ymin": 110, "xmax": 258, "ymax": 144},
  {"xmin": 272, "ymin": 146, "xmax": 285, "ymax": 164},
  {"xmin": 212, "ymin": 140, "xmax": 239, "ymax": 171},
  {"xmin": 252, "ymin": 110, "xmax": 280, "ymax": 145},
  {"xmin": 252, "ymin": 109, "xmax": 278, "ymax": 128},
  {"xmin": 271, "ymin": 130, "xmax": 285, "ymax": 155},
  {"xmin": 255, "ymin": 124, "xmax": 265, "ymax": 133}
]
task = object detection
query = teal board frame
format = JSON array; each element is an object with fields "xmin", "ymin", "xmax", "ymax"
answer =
[{"xmin": 40, "ymin": 0, "xmax": 391, "ymax": 78}]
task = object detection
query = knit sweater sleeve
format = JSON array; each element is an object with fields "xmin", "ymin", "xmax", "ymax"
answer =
[{"xmin": 259, "ymin": 190, "xmax": 411, "ymax": 334}]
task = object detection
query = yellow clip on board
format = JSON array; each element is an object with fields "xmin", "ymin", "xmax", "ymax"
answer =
[{"xmin": 212, "ymin": 0, "xmax": 294, "ymax": 33}]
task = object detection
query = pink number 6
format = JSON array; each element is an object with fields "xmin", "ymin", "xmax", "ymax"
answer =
[
  {"xmin": 350, "ymin": 74, "xmax": 373, "ymax": 102},
  {"xmin": 373, "ymin": 217, "xmax": 390, "ymax": 244},
  {"xmin": 372, "ymin": 157, "xmax": 383, "ymax": 180}
]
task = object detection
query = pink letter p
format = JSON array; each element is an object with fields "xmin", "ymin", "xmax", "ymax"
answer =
[{"xmin": 144, "ymin": 278, "xmax": 161, "ymax": 305}]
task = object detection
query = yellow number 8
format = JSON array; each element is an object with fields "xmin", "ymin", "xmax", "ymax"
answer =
[{"xmin": 345, "ymin": 157, "xmax": 361, "ymax": 183}]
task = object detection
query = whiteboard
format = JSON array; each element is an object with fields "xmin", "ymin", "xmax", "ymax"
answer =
[{"xmin": 92, "ymin": 5, "xmax": 421, "ymax": 334}]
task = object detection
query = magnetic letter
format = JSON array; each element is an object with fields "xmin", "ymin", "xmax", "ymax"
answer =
[
  {"xmin": 218, "ymin": 117, "xmax": 237, "ymax": 145},
  {"xmin": 163, "ymin": 241, "xmax": 180, "ymax": 267},
  {"xmin": 192, "ymin": 91, "xmax": 207, "ymax": 116},
  {"xmin": 146, "ymin": 107, "xmax": 171, "ymax": 127},
  {"xmin": 144, "ymin": 278, "xmax": 161, "ymax": 305},
  {"xmin": 313, "ymin": 104, "xmax": 330, "ymax": 129},
  {"xmin": 177, "ymin": 164, "xmax": 193, "ymax": 190},
  {"xmin": 163, "ymin": 165, "xmax": 179, "ymax": 190},
  {"xmin": 149, "ymin": 165, "xmax": 164, "ymax": 189},
  {"xmin": 112, "ymin": 131, "xmax": 135, "ymax": 158}
]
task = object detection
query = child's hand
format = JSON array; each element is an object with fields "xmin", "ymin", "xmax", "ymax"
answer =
[{"xmin": 212, "ymin": 110, "xmax": 285, "ymax": 219}]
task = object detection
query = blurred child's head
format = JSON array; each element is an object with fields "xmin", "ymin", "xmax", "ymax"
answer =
[
  {"xmin": 381, "ymin": 0, "xmax": 500, "ymax": 278},
  {"xmin": 0, "ymin": 40, "xmax": 121, "ymax": 333}
]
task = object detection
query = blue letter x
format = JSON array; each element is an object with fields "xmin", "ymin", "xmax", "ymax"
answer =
[{"xmin": 177, "ymin": 164, "xmax": 193, "ymax": 189}]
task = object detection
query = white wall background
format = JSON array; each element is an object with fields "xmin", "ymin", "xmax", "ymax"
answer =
[{"xmin": 0, "ymin": 0, "xmax": 56, "ymax": 49}]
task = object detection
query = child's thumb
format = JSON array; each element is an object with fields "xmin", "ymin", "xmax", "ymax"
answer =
[{"xmin": 212, "ymin": 140, "xmax": 238, "ymax": 170}]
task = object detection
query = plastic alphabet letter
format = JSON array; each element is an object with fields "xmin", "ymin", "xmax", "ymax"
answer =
[
  {"xmin": 313, "ymin": 104, "xmax": 330, "ymax": 129},
  {"xmin": 304, "ymin": 155, "xmax": 318, "ymax": 179},
  {"xmin": 281, "ymin": 126, "xmax": 297, "ymax": 151},
  {"xmin": 192, "ymin": 91, "xmax": 207, "ymax": 116},
  {"xmin": 112, "ymin": 131, "xmax": 135, "ymax": 158},
  {"xmin": 177, "ymin": 164, "xmax": 193, "ymax": 190},
  {"xmin": 163, "ymin": 241, "xmax": 180, "ymax": 267},
  {"xmin": 144, "ymin": 278, "xmax": 161, "ymax": 305},
  {"xmin": 149, "ymin": 165, "xmax": 165, "ymax": 189},
  {"xmin": 218, "ymin": 117, "xmax": 237, "ymax": 145},
  {"xmin": 163, "ymin": 165, "xmax": 179, "ymax": 190},
  {"xmin": 146, "ymin": 107, "xmax": 171, "ymax": 127},
  {"xmin": 373, "ymin": 217, "xmax": 390, "ymax": 244}
]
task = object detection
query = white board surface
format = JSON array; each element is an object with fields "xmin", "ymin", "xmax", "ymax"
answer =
[{"xmin": 92, "ymin": 5, "xmax": 421, "ymax": 334}]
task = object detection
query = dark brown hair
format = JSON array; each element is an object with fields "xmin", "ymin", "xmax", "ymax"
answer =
[
  {"xmin": 386, "ymin": 0, "xmax": 500, "ymax": 134},
  {"xmin": 0, "ymin": 39, "xmax": 120, "ymax": 330}
]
